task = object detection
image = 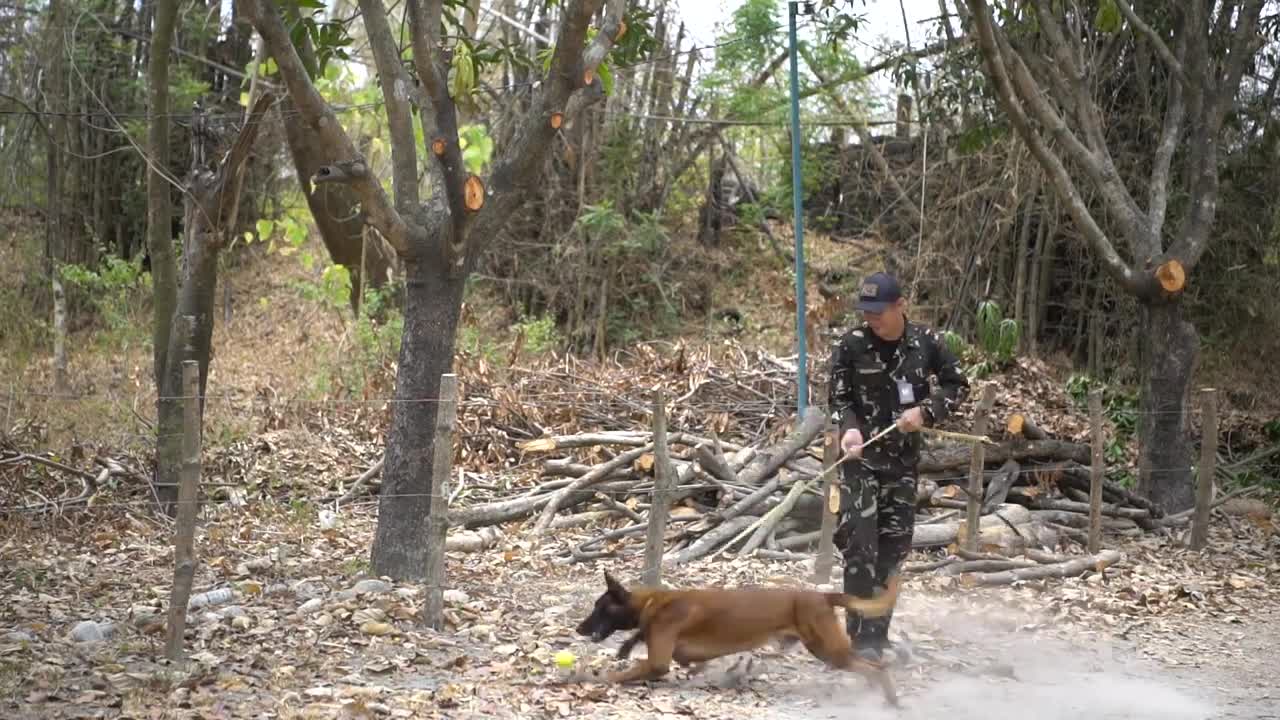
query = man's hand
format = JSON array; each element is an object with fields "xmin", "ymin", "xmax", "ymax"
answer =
[
  {"xmin": 840, "ymin": 428, "xmax": 864, "ymax": 458},
  {"xmin": 896, "ymin": 407, "xmax": 926, "ymax": 433}
]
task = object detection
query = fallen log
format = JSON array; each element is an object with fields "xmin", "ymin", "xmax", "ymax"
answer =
[
  {"xmin": 665, "ymin": 515, "xmax": 757, "ymax": 565},
  {"xmin": 518, "ymin": 431, "xmax": 649, "ymax": 452},
  {"xmin": 916, "ymin": 477, "xmax": 939, "ymax": 507},
  {"xmin": 941, "ymin": 558, "xmax": 1040, "ymax": 575},
  {"xmin": 531, "ymin": 438, "xmax": 685, "ymax": 536},
  {"xmin": 957, "ymin": 521, "xmax": 1059, "ymax": 554},
  {"xmin": 1044, "ymin": 521, "xmax": 1140, "ymax": 544},
  {"xmin": 519, "ymin": 430, "xmax": 752, "ymax": 456},
  {"xmin": 1015, "ymin": 494, "xmax": 1151, "ymax": 521},
  {"xmin": 737, "ymin": 409, "xmax": 826, "ymax": 486},
  {"xmin": 753, "ymin": 549, "xmax": 811, "ymax": 562},
  {"xmin": 904, "ymin": 557, "xmax": 957, "ymax": 573},
  {"xmin": 1028, "ymin": 510, "xmax": 1140, "ymax": 531},
  {"xmin": 549, "ymin": 511, "xmax": 616, "ymax": 529},
  {"xmin": 957, "ymin": 550, "xmax": 1123, "ymax": 586},
  {"xmin": 981, "ymin": 459, "xmax": 1021, "ymax": 513},
  {"xmin": 541, "ymin": 458, "xmax": 633, "ymax": 481},
  {"xmin": 450, "ymin": 475, "xmax": 647, "ymax": 528},
  {"xmin": 1053, "ymin": 464, "xmax": 1165, "ymax": 518},
  {"xmin": 568, "ymin": 515, "xmax": 704, "ymax": 563},
  {"xmin": 445, "ymin": 527, "xmax": 502, "ymax": 553},
  {"xmin": 695, "ymin": 443, "xmax": 739, "ymax": 485},
  {"xmin": 919, "ymin": 439, "xmax": 1089, "ymax": 474},
  {"xmin": 910, "ymin": 503, "xmax": 1033, "ymax": 548},
  {"xmin": 737, "ymin": 475, "xmax": 810, "ymax": 556},
  {"xmin": 775, "ymin": 530, "xmax": 821, "ymax": 549}
]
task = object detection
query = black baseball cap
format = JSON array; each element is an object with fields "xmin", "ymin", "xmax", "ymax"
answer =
[{"xmin": 855, "ymin": 272, "xmax": 902, "ymax": 312}]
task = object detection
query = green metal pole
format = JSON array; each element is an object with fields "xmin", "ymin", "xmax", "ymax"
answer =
[{"xmin": 787, "ymin": 1, "xmax": 808, "ymax": 415}]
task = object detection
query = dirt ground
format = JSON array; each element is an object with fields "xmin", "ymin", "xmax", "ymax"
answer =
[
  {"xmin": 762, "ymin": 597, "xmax": 1279, "ymax": 720},
  {"xmin": 534, "ymin": 568, "xmax": 1280, "ymax": 720},
  {"xmin": 2, "ymin": 503, "xmax": 1276, "ymax": 720}
]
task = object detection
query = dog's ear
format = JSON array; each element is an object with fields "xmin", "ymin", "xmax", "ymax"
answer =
[{"xmin": 603, "ymin": 570, "xmax": 629, "ymax": 599}]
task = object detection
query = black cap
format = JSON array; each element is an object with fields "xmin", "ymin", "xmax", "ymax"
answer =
[{"xmin": 854, "ymin": 272, "xmax": 902, "ymax": 312}]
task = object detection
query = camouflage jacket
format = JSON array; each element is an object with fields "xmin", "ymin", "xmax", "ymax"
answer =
[{"xmin": 827, "ymin": 319, "xmax": 970, "ymax": 466}]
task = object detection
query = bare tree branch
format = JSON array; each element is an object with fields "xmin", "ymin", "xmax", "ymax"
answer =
[
  {"xmin": 992, "ymin": 16, "xmax": 1147, "ymax": 251},
  {"xmin": 240, "ymin": 0, "xmax": 418, "ymax": 255},
  {"xmin": 472, "ymin": 0, "xmax": 623, "ymax": 251},
  {"xmin": 1028, "ymin": 0, "xmax": 1107, "ymax": 153},
  {"xmin": 358, "ymin": 0, "xmax": 422, "ymax": 211},
  {"xmin": 583, "ymin": 0, "xmax": 625, "ymax": 74},
  {"xmin": 1113, "ymin": 0, "xmax": 1189, "ymax": 86},
  {"xmin": 964, "ymin": 0, "xmax": 1145, "ymax": 295},
  {"xmin": 1147, "ymin": 26, "xmax": 1186, "ymax": 245},
  {"xmin": 1172, "ymin": 0, "xmax": 1264, "ymax": 266},
  {"xmin": 215, "ymin": 92, "xmax": 277, "ymax": 229},
  {"xmin": 407, "ymin": 0, "xmax": 479, "ymax": 275}
]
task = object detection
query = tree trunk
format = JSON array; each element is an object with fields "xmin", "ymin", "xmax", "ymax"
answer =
[
  {"xmin": 1012, "ymin": 180, "xmax": 1038, "ymax": 350},
  {"xmin": 369, "ymin": 255, "xmax": 467, "ymax": 580},
  {"xmin": 147, "ymin": 0, "xmax": 179, "ymax": 389},
  {"xmin": 153, "ymin": 94, "xmax": 274, "ymax": 513},
  {"xmin": 1026, "ymin": 197, "xmax": 1050, "ymax": 353},
  {"xmin": 1136, "ymin": 298, "xmax": 1197, "ymax": 513},
  {"xmin": 279, "ymin": 98, "xmax": 398, "ymax": 312}
]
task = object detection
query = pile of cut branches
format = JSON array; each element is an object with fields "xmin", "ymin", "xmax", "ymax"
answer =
[{"xmin": 452, "ymin": 406, "xmax": 1182, "ymax": 585}]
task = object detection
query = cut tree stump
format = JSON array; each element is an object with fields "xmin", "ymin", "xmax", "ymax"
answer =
[{"xmin": 1006, "ymin": 413, "xmax": 1049, "ymax": 440}]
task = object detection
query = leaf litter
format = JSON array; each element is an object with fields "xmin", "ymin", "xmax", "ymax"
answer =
[{"xmin": 1, "ymin": 345, "xmax": 1277, "ymax": 718}]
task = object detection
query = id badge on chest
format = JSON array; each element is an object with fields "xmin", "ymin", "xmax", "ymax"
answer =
[{"xmin": 895, "ymin": 378, "xmax": 915, "ymax": 405}]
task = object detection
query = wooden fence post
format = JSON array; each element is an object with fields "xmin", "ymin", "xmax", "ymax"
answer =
[
  {"xmin": 4, "ymin": 381, "xmax": 13, "ymax": 433},
  {"xmin": 165, "ymin": 360, "xmax": 202, "ymax": 661},
  {"xmin": 964, "ymin": 384, "xmax": 997, "ymax": 552},
  {"xmin": 1190, "ymin": 388, "xmax": 1218, "ymax": 550},
  {"xmin": 1088, "ymin": 389, "xmax": 1104, "ymax": 553},
  {"xmin": 423, "ymin": 374, "xmax": 459, "ymax": 629},
  {"xmin": 811, "ymin": 420, "xmax": 839, "ymax": 585},
  {"xmin": 643, "ymin": 389, "xmax": 673, "ymax": 586}
]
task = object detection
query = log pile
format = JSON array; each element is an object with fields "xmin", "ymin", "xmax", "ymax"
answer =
[{"xmin": 450, "ymin": 408, "xmax": 1157, "ymax": 584}]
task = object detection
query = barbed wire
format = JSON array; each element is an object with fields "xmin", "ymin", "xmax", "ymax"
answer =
[{"xmin": 0, "ymin": 457, "xmax": 1251, "ymax": 517}]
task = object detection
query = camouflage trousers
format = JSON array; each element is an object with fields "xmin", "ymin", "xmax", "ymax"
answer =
[{"xmin": 833, "ymin": 457, "xmax": 916, "ymax": 647}]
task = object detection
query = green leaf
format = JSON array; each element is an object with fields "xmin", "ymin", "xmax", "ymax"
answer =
[
  {"xmin": 450, "ymin": 42, "xmax": 476, "ymax": 101},
  {"xmin": 459, "ymin": 124, "xmax": 494, "ymax": 173},
  {"xmin": 285, "ymin": 219, "xmax": 308, "ymax": 246},
  {"xmin": 256, "ymin": 219, "xmax": 274, "ymax": 241},
  {"xmin": 598, "ymin": 61, "xmax": 614, "ymax": 96},
  {"xmin": 1095, "ymin": 0, "xmax": 1122, "ymax": 33}
]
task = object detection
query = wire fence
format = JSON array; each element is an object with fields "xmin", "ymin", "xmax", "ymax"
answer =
[{"xmin": 1, "ymin": 375, "xmax": 1259, "ymax": 518}]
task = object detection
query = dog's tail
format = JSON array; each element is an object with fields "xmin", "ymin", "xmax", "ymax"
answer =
[{"xmin": 823, "ymin": 574, "xmax": 902, "ymax": 618}]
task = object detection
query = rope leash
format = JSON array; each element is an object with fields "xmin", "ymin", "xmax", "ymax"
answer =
[{"xmin": 804, "ymin": 420, "xmax": 996, "ymax": 513}]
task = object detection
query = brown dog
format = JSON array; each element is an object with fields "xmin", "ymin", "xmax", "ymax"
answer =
[{"xmin": 575, "ymin": 571, "xmax": 902, "ymax": 705}]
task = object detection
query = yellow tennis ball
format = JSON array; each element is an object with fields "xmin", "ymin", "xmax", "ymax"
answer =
[{"xmin": 553, "ymin": 650, "xmax": 576, "ymax": 668}]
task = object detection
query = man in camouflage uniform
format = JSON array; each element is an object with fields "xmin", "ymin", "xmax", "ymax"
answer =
[{"xmin": 827, "ymin": 272, "xmax": 969, "ymax": 662}]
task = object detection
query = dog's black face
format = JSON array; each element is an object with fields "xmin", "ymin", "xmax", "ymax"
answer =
[{"xmin": 575, "ymin": 571, "xmax": 640, "ymax": 643}]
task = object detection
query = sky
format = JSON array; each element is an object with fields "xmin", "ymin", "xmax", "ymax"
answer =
[
  {"xmin": 673, "ymin": 0, "xmax": 939, "ymax": 48},
  {"xmin": 244, "ymin": 0, "xmax": 948, "ymax": 124},
  {"xmin": 664, "ymin": 0, "xmax": 944, "ymax": 121}
]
